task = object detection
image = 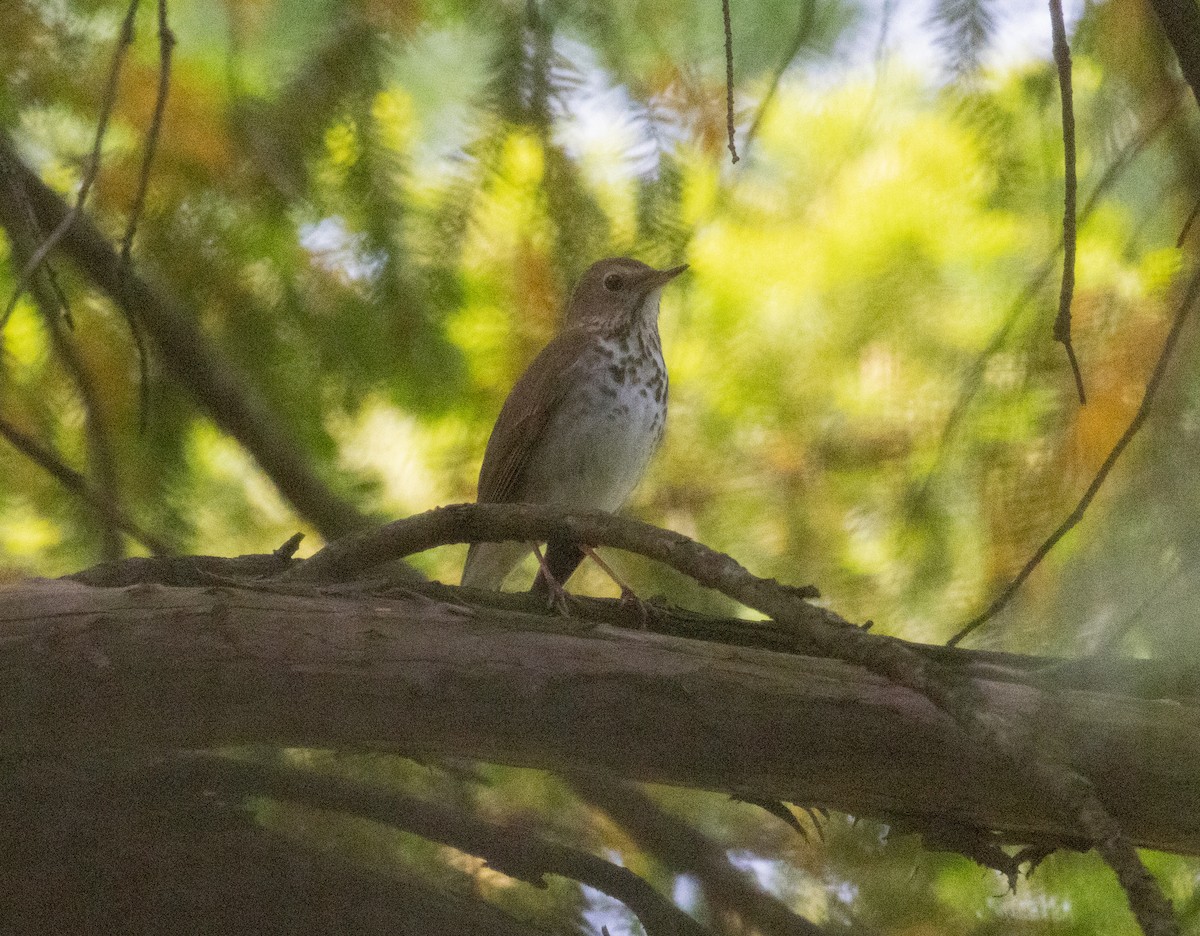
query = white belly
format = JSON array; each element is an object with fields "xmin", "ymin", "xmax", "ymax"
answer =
[{"xmin": 521, "ymin": 377, "xmax": 665, "ymax": 511}]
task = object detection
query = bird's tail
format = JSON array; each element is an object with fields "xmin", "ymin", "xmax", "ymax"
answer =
[
  {"xmin": 531, "ymin": 538, "xmax": 585, "ymax": 597},
  {"xmin": 461, "ymin": 541, "xmax": 533, "ymax": 590}
]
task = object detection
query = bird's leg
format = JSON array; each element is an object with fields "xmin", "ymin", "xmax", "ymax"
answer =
[
  {"xmin": 582, "ymin": 546, "xmax": 650, "ymax": 628},
  {"xmin": 531, "ymin": 543, "xmax": 572, "ymax": 616}
]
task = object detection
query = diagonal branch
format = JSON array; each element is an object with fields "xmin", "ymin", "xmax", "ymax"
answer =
[
  {"xmin": 1145, "ymin": 0, "xmax": 1200, "ymax": 106},
  {"xmin": 157, "ymin": 754, "xmax": 715, "ymax": 936},
  {"xmin": 0, "ymin": 414, "xmax": 172, "ymax": 555},
  {"xmin": 949, "ymin": 262, "xmax": 1200, "ymax": 647},
  {"xmin": 0, "ymin": 134, "xmax": 373, "ymax": 542},
  {"xmin": 0, "ymin": 148, "xmax": 126, "ymax": 560},
  {"xmin": 569, "ymin": 773, "xmax": 822, "ymax": 936}
]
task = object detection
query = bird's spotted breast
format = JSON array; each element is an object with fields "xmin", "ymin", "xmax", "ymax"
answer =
[{"xmin": 518, "ymin": 331, "xmax": 667, "ymax": 510}]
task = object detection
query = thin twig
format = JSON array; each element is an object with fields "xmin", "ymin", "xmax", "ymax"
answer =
[
  {"xmin": 119, "ymin": 0, "xmax": 174, "ymax": 267},
  {"xmin": 1049, "ymin": 0, "xmax": 1086, "ymax": 404},
  {"xmin": 949, "ymin": 262, "xmax": 1200, "ymax": 648},
  {"xmin": 1, "ymin": 0, "xmax": 142, "ymax": 329},
  {"xmin": 0, "ymin": 414, "xmax": 171, "ymax": 555},
  {"xmin": 722, "ymin": 0, "xmax": 739, "ymax": 163},
  {"xmin": 119, "ymin": 0, "xmax": 175, "ymax": 432},
  {"xmin": 907, "ymin": 101, "xmax": 1178, "ymax": 515}
]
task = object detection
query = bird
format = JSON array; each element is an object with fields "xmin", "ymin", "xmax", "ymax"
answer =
[{"xmin": 461, "ymin": 256, "xmax": 687, "ymax": 597}]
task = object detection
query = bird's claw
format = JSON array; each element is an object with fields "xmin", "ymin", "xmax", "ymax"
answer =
[{"xmin": 618, "ymin": 586, "xmax": 651, "ymax": 629}]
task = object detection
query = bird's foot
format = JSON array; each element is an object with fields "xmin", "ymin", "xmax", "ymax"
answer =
[
  {"xmin": 617, "ymin": 587, "xmax": 651, "ymax": 630},
  {"xmin": 583, "ymin": 546, "xmax": 650, "ymax": 630},
  {"xmin": 532, "ymin": 544, "xmax": 573, "ymax": 617}
]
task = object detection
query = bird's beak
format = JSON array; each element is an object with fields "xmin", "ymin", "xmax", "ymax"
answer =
[
  {"xmin": 640, "ymin": 263, "xmax": 689, "ymax": 295},
  {"xmin": 656, "ymin": 263, "xmax": 689, "ymax": 284}
]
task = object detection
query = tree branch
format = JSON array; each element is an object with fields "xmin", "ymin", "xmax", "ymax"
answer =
[
  {"xmin": 1146, "ymin": 0, "xmax": 1200, "ymax": 106},
  {"xmin": 569, "ymin": 773, "xmax": 822, "ymax": 936},
  {"xmin": 157, "ymin": 754, "xmax": 715, "ymax": 936},
  {"xmin": 286, "ymin": 503, "xmax": 1179, "ymax": 934},
  {"xmin": 0, "ymin": 134, "xmax": 373, "ymax": 542},
  {"xmin": 5, "ymin": 575, "xmax": 1200, "ymax": 861}
]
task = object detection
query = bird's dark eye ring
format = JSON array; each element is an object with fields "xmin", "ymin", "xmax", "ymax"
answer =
[{"xmin": 603, "ymin": 272, "xmax": 623, "ymax": 292}]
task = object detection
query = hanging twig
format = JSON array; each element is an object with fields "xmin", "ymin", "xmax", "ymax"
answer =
[
  {"xmin": 159, "ymin": 754, "xmax": 717, "ymax": 936},
  {"xmin": 119, "ymin": 0, "xmax": 174, "ymax": 267},
  {"xmin": 1049, "ymin": 0, "xmax": 1086, "ymax": 404},
  {"xmin": 1, "ymin": 0, "xmax": 142, "ymax": 329},
  {"xmin": 906, "ymin": 101, "xmax": 1178, "ymax": 518},
  {"xmin": 948, "ymin": 262, "xmax": 1200, "ymax": 647},
  {"xmin": 722, "ymin": 0, "xmax": 739, "ymax": 163},
  {"xmin": 119, "ymin": 0, "xmax": 175, "ymax": 431}
]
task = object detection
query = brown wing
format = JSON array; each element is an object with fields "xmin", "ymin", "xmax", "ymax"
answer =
[{"xmin": 476, "ymin": 326, "xmax": 595, "ymax": 504}]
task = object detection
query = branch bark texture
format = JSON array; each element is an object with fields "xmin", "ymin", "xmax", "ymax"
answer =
[{"xmin": 3, "ymin": 577, "xmax": 1199, "ymax": 858}]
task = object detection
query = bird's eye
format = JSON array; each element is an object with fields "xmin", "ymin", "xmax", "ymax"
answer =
[{"xmin": 603, "ymin": 272, "xmax": 623, "ymax": 292}]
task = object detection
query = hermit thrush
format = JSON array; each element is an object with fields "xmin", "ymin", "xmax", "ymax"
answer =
[{"xmin": 461, "ymin": 257, "xmax": 687, "ymax": 593}]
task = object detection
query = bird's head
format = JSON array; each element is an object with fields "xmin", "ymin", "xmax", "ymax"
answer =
[{"xmin": 565, "ymin": 257, "xmax": 688, "ymax": 331}]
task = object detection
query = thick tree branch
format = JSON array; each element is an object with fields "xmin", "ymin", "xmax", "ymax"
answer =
[
  {"xmin": 4, "ymin": 576, "xmax": 1200, "ymax": 860},
  {"xmin": 287, "ymin": 503, "xmax": 1177, "ymax": 933},
  {"xmin": 0, "ymin": 752, "xmax": 553, "ymax": 936}
]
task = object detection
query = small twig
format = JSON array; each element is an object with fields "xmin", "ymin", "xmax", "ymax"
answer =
[
  {"xmin": 0, "ymin": 413, "xmax": 171, "ymax": 555},
  {"xmin": 949, "ymin": 262, "xmax": 1200, "ymax": 648},
  {"xmin": 1, "ymin": 0, "xmax": 142, "ymax": 329},
  {"xmin": 1049, "ymin": 0, "xmax": 1086, "ymax": 404},
  {"xmin": 907, "ymin": 101, "xmax": 1178, "ymax": 517},
  {"xmin": 273, "ymin": 532, "xmax": 305, "ymax": 562},
  {"xmin": 119, "ymin": 0, "xmax": 175, "ymax": 432},
  {"xmin": 722, "ymin": 0, "xmax": 739, "ymax": 164}
]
